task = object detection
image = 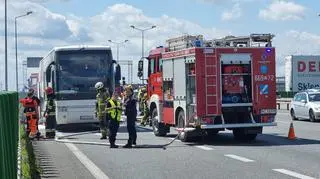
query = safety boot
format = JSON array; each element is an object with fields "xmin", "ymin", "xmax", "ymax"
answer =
[
  {"xmin": 110, "ymin": 144, "xmax": 119, "ymax": 148},
  {"xmin": 100, "ymin": 136, "xmax": 107, "ymax": 140}
]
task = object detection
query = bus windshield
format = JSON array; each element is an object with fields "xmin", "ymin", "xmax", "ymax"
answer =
[{"xmin": 56, "ymin": 49, "xmax": 114, "ymax": 100}]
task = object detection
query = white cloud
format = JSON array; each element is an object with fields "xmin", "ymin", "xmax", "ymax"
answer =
[
  {"xmin": 259, "ymin": 1, "xmax": 306, "ymax": 21},
  {"xmin": 273, "ymin": 30, "xmax": 320, "ymax": 76},
  {"xmin": 0, "ymin": 1, "xmax": 231, "ymax": 90},
  {"xmin": 221, "ymin": 3, "xmax": 242, "ymax": 21}
]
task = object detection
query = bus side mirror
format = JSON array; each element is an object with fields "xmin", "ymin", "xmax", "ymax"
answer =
[
  {"xmin": 112, "ymin": 60, "xmax": 117, "ymax": 64},
  {"xmin": 115, "ymin": 64, "xmax": 121, "ymax": 82}
]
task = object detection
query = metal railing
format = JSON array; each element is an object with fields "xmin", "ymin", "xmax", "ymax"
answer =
[{"xmin": 0, "ymin": 91, "xmax": 19, "ymax": 179}]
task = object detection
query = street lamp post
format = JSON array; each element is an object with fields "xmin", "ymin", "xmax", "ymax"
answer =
[
  {"xmin": 130, "ymin": 25, "xmax": 156, "ymax": 84},
  {"xmin": 107, "ymin": 39, "xmax": 129, "ymax": 63},
  {"xmin": 4, "ymin": 0, "xmax": 8, "ymax": 91},
  {"xmin": 15, "ymin": 11, "xmax": 33, "ymax": 91}
]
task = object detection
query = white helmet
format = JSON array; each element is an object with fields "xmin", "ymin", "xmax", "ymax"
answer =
[{"xmin": 95, "ymin": 82, "xmax": 104, "ymax": 90}]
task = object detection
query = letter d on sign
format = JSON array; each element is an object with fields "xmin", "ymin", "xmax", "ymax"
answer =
[{"xmin": 298, "ymin": 61, "xmax": 306, "ymax": 72}]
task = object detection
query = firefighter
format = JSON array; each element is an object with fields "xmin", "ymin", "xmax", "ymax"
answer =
[
  {"xmin": 43, "ymin": 87, "xmax": 57, "ymax": 138},
  {"xmin": 106, "ymin": 92, "xmax": 122, "ymax": 148},
  {"xmin": 140, "ymin": 93, "xmax": 150, "ymax": 126},
  {"xmin": 138, "ymin": 87, "xmax": 147, "ymax": 116},
  {"xmin": 123, "ymin": 85, "xmax": 137, "ymax": 148},
  {"xmin": 95, "ymin": 82, "xmax": 110, "ymax": 140},
  {"xmin": 21, "ymin": 89, "xmax": 41, "ymax": 138}
]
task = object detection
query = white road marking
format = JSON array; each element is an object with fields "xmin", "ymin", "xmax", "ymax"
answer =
[
  {"xmin": 195, "ymin": 146, "xmax": 214, "ymax": 151},
  {"xmin": 65, "ymin": 143, "xmax": 110, "ymax": 179},
  {"xmin": 272, "ymin": 169, "xmax": 316, "ymax": 179},
  {"xmin": 224, "ymin": 154, "xmax": 254, "ymax": 162},
  {"xmin": 57, "ymin": 131, "xmax": 109, "ymax": 179},
  {"xmin": 276, "ymin": 121, "xmax": 290, "ymax": 124}
]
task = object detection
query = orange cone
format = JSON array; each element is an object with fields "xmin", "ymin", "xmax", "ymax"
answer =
[{"xmin": 288, "ymin": 122, "xmax": 296, "ymax": 140}]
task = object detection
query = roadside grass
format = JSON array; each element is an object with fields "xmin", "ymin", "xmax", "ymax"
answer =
[{"xmin": 20, "ymin": 125, "xmax": 41, "ymax": 179}]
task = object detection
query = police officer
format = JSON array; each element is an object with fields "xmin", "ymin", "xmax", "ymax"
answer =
[
  {"xmin": 106, "ymin": 92, "xmax": 122, "ymax": 148},
  {"xmin": 95, "ymin": 82, "xmax": 110, "ymax": 140},
  {"xmin": 123, "ymin": 85, "xmax": 137, "ymax": 148},
  {"xmin": 44, "ymin": 87, "xmax": 56, "ymax": 138}
]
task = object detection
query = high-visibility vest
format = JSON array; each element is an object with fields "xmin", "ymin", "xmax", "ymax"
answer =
[{"xmin": 108, "ymin": 99, "xmax": 121, "ymax": 122}]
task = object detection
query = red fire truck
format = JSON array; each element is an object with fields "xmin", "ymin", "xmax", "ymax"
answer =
[{"xmin": 138, "ymin": 34, "xmax": 277, "ymax": 142}]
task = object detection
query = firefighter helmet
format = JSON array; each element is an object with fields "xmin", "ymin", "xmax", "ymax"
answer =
[
  {"xmin": 141, "ymin": 87, "xmax": 147, "ymax": 93},
  {"xmin": 95, "ymin": 82, "xmax": 104, "ymax": 90},
  {"xmin": 45, "ymin": 87, "xmax": 54, "ymax": 95}
]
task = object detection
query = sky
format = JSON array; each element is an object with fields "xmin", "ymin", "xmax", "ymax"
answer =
[{"xmin": 1, "ymin": 0, "xmax": 320, "ymax": 90}]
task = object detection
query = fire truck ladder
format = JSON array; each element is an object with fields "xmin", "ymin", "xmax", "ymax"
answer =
[{"xmin": 204, "ymin": 48, "xmax": 225, "ymax": 125}]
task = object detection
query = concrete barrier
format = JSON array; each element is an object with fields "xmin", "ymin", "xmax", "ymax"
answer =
[{"xmin": 276, "ymin": 98, "xmax": 292, "ymax": 110}]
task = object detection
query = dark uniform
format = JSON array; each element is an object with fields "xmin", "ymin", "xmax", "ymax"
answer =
[
  {"xmin": 123, "ymin": 91, "xmax": 137, "ymax": 148},
  {"xmin": 107, "ymin": 97, "xmax": 122, "ymax": 148},
  {"xmin": 96, "ymin": 89, "xmax": 110, "ymax": 139},
  {"xmin": 44, "ymin": 94, "xmax": 56, "ymax": 138}
]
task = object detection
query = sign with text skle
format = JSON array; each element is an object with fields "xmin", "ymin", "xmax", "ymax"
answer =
[{"xmin": 292, "ymin": 55, "xmax": 320, "ymax": 91}]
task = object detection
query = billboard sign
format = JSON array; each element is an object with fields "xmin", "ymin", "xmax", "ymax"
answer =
[{"xmin": 292, "ymin": 55, "xmax": 320, "ymax": 91}]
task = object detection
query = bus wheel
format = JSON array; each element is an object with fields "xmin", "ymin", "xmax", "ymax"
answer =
[{"xmin": 151, "ymin": 108, "xmax": 167, "ymax": 137}]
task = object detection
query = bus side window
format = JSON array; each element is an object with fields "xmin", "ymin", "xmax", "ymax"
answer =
[{"xmin": 51, "ymin": 70, "xmax": 55, "ymax": 92}]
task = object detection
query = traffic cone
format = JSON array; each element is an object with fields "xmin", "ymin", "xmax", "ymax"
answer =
[{"xmin": 288, "ymin": 122, "xmax": 296, "ymax": 140}]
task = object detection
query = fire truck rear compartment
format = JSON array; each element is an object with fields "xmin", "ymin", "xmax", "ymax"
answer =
[{"xmin": 222, "ymin": 106, "xmax": 252, "ymax": 124}]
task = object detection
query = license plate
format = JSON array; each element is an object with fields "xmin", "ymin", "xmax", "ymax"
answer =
[{"xmin": 80, "ymin": 116, "xmax": 94, "ymax": 120}]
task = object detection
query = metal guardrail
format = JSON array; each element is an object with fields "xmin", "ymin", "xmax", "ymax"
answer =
[{"xmin": 0, "ymin": 92, "xmax": 19, "ymax": 179}]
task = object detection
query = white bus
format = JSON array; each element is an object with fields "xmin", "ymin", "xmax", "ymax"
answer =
[{"xmin": 38, "ymin": 45, "xmax": 118, "ymax": 128}]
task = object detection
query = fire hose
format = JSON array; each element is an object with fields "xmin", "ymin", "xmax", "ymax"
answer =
[{"xmin": 54, "ymin": 126, "xmax": 195, "ymax": 150}]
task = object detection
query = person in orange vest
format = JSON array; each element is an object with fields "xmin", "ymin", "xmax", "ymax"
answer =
[
  {"xmin": 20, "ymin": 88, "xmax": 41, "ymax": 139},
  {"xmin": 43, "ymin": 87, "xmax": 57, "ymax": 138}
]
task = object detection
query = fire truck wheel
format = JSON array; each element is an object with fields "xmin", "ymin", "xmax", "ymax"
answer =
[
  {"xmin": 233, "ymin": 129, "xmax": 257, "ymax": 141},
  {"xmin": 206, "ymin": 130, "xmax": 219, "ymax": 136},
  {"xmin": 151, "ymin": 108, "xmax": 167, "ymax": 137},
  {"xmin": 177, "ymin": 111, "xmax": 192, "ymax": 142}
]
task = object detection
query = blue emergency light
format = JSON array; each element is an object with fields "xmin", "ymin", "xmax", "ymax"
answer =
[{"xmin": 265, "ymin": 48, "xmax": 272, "ymax": 53}]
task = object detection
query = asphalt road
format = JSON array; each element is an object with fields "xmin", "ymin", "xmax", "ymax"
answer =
[{"xmin": 35, "ymin": 110, "xmax": 320, "ymax": 179}]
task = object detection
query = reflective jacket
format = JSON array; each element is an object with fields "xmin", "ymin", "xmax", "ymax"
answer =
[
  {"xmin": 96, "ymin": 92, "xmax": 109, "ymax": 118},
  {"xmin": 46, "ymin": 98, "xmax": 55, "ymax": 116},
  {"xmin": 107, "ymin": 99, "xmax": 122, "ymax": 122}
]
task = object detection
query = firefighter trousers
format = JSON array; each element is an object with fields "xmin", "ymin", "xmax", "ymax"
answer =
[
  {"xmin": 141, "ymin": 108, "xmax": 149, "ymax": 125},
  {"xmin": 99, "ymin": 116, "xmax": 109, "ymax": 138},
  {"xmin": 26, "ymin": 112, "xmax": 39, "ymax": 138},
  {"xmin": 108, "ymin": 119, "xmax": 119, "ymax": 145},
  {"xmin": 126, "ymin": 119, "xmax": 137, "ymax": 145},
  {"xmin": 45, "ymin": 115, "xmax": 56, "ymax": 138}
]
